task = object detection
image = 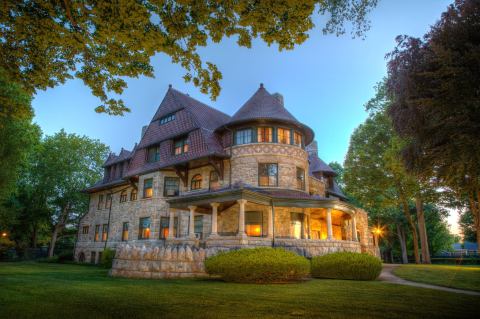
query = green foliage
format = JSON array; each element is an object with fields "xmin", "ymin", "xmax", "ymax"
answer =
[
  {"xmin": 459, "ymin": 210, "xmax": 477, "ymax": 243},
  {"xmin": 311, "ymin": 252, "xmax": 382, "ymax": 280},
  {"xmin": 100, "ymin": 248, "xmax": 116, "ymax": 269},
  {"xmin": 205, "ymin": 247, "xmax": 310, "ymax": 283},
  {"xmin": 1, "ymin": 1, "xmax": 377, "ymax": 116},
  {"xmin": 328, "ymin": 161, "xmax": 345, "ymax": 189}
]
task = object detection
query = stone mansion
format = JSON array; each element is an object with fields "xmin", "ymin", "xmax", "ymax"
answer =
[{"xmin": 75, "ymin": 84, "xmax": 379, "ymax": 272}]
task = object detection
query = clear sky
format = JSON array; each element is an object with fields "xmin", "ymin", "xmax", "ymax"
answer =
[{"xmin": 32, "ymin": 1, "xmax": 459, "ymax": 233}]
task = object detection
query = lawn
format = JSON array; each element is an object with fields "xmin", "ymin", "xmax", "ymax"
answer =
[
  {"xmin": 0, "ymin": 263, "xmax": 478, "ymax": 319},
  {"xmin": 394, "ymin": 264, "xmax": 480, "ymax": 292}
]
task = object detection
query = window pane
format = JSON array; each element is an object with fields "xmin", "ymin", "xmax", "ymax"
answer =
[
  {"xmin": 139, "ymin": 217, "xmax": 151, "ymax": 239},
  {"xmin": 258, "ymin": 163, "xmax": 278, "ymax": 186},
  {"xmin": 245, "ymin": 211, "xmax": 263, "ymax": 237},
  {"xmin": 296, "ymin": 167, "xmax": 305, "ymax": 190},
  {"xmin": 144, "ymin": 179, "xmax": 153, "ymax": 198},
  {"xmin": 164, "ymin": 177, "xmax": 179, "ymax": 196},
  {"xmin": 236, "ymin": 129, "xmax": 252, "ymax": 145}
]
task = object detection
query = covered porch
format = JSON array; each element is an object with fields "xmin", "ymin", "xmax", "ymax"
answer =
[{"xmin": 166, "ymin": 188, "xmax": 363, "ymax": 255}]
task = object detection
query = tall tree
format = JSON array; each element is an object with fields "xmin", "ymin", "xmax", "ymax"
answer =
[
  {"xmin": 32, "ymin": 130, "xmax": 108, "ymax": 257},
  {"xmin": 1, "ymin": 0, "xmax": 377, "ymax": 116},
  {"xmin": 386, "ymin": 0, "xmax": 480, "ymax": 252}
]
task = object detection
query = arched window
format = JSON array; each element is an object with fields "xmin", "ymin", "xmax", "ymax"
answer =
[
  {"xmin": 78, "ymin": 252, "xmax": 85, "ymax": 263},
  {"xmin": 191, "ymin": 174, "xmax": 202, "ymax": 190},
  {"xmin": 209, "ymin": 171, "xmax": 219, "ymax": 190}
]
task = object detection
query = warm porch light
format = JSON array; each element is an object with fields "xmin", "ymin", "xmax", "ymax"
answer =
[
  {"xmin": 246, "ymin": 224, "xmax": 262, "ymax": 237},
  {"xmin": 1, "ymin": 232, "xmax": 7, "ymax": 237}
]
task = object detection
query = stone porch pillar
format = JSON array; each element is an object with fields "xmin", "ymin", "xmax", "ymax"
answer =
[
  {"xmin": 267, "ymin": 206, "xmax": 274, "ymax": 238},
  {"xmin": 210, "ymin": 202, "xmax": 219, "ymax": 237},
  {"xmin": 167, "ymin": 209, "xmax": 175, "ymax": 239},
  {"xmin": 352, "ymin": 215, "xmax": 358, "ymax": 241},
  {"xmin": 326, "ymin": 208, "xmax": 333, "ymax": 240},
  {"xmin": 237, "ymin": 199, "xmax": 247, "ymax": 237},
  {"xmin": 188, "ymin": 206, "xmax": 196, "ymax": 239}
]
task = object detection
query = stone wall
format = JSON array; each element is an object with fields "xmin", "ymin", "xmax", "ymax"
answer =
[
  {"xmin": 230, "ymin": 143, "xmax": 309, "ymax": 191},
  {"xmin": 308, "ymin": 176, "xmax": 326, "ymax": 197},
  {"xmin": 274, "ymin": 239, "xmax": 361, "ymax": 258}
]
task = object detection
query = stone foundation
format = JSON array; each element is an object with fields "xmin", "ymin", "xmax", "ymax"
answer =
[{"xmin": 273, "ymin": 239, "xmax": 361, "ymax": 258}]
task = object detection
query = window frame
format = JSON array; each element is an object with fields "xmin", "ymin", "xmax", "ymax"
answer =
[
  {"xmin": 258, "ymin": 163, "xmax": 278, "ymax": 187},
  {"xmin": 122, "ymin": 222, "xmax": 129, "ymax": 241},
  {"xmin": 146, "ymin": 145, "xmax": 160, "ymax": 163},
  {"xmin": 191, "ymin": 174, "xmax": 203, "ymax": 190},
  {"xmin": 277, "ymin": 127, "xmax": 291, "ymax": 145},
  {"xmin": 138, "ymin": 217, "xmax": 151, "ymax": 240},
  {"xmin": 245, "ymin": 211, "xmax": 263, "ymax": 237},
  {"xmin": 293, "ymin": 131, "xmax": 303, "ymax": 147},
  {"xmin": 119, "ymin": 190, "xmax": 127, "ymax": 203},
  {"xmin": 173, "ymin": 136, "xmax": 189, "ymax": 155},
  {"xmin": 163, "ymin": 177, "xmax": 180, "ymax": 197},
  {"xmin": 130, "ymin": 189, "xmax": 138, "ymax": 201},
  {"xmin": 97, "ymin": 195, "xmax": 104, "ymax": 210},
  {"xmin": 257, "ymin": 127, "xmax": 273, "ymax": 143},
  {"xmin": 105, "ymin": 194, "xmax": 112, "ymax": 209},
  {"xmin": 159, "ymin": 216, "xmax": 178, "ymax": 239},
  {"xmin": 209, "ymin": 170, "xmax": 220, "ymax": 190},
  {"xmin": 143, "ymin": 178, "xmax": 153, "ymax": 198},
  {"xmin": 235, "ymin": 128, "xmax": 253, "ymax": 145},
  {"xmin": 159, "ymin": 112, "xmax": 176, "ymax": 125},
  {"xmin": 82, "ymin": 226, "xmax": 89, "ymax": 234},
  {"xmin": 94, "ymin": 225, "xmax": 100, "ymax": 242},
  {"xmin": 296, "ymin": 167, "xmax": 305, "ymax": 190},
  {"xmin": 101, "ymin": 224, "xmax": 108, "ymax": 242}
]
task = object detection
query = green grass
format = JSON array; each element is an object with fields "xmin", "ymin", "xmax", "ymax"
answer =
[
  {"xmin": 0, "ymin": 262, "xmax": 478, "ymax": 319},
  {"xmin": 394, "ymin": 264, "xmax": 480, "ymax": 292}
]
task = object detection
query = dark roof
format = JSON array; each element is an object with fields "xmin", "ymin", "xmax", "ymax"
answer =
[
  {"xmin": 327, "ymin": 181, "xmax": 347, "ymax": 200},
  {"xmin": 83, "ymin": 178, "xmax": 129, "ymax": 193},
  {"xmin": 223, "ymin": 84, "xmax": 314, "ymax": 145},
  {"xmin": 103, "ymin": 148, "xmax": 133, "ymax": 167},
  {"xmin": 308, "ymin": 153, "xmax": 336, "ymax": 175},
  {"xmin": 125, "ymin": 87, "xmax": 230, "ymax": 177}
]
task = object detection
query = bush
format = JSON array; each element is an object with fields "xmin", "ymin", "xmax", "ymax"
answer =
[
  {"xmin": 311, "ymin": 252, "xmax": 382, "ymax": 281},
  {"xmin": 100, "ymin": 248, "xmax": 116, "ymax": 268},
  {"xmin": 205, "ymin": 247, "xmax": 310, "ymax": 283},
  {"xmin": 57, "ymin": 250, "xmax": 74, "ymax": 263}
]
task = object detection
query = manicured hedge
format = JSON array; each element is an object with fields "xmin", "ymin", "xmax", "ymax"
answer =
[
  {"xmin": 205, "ymin": 247, "xmax": 310, "ymax": 283},
  {"xmin": 311, "ymin": 252, "xmax": 382, "ymax": 281}
]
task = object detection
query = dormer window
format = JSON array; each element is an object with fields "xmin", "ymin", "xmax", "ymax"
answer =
[
  {"xmin": 159, "ymin": 112, "xmax": 176, "ymax": 125},
  {"xmin": 146, "ymin": 145, "xmax": 160, "ymax": 162},
  {"xmin": 235, "ymin": 129, "xmax": 252, "ymax": 145},
  {"xmin": 174, "ymin": 137, "xmax": 189, "ymax": 155},
  {"xmin": 191, "ymin": 174, "xmax": 202, "ymax": 190}
]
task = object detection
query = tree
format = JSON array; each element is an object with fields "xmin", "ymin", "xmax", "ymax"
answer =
[
  {"xmin": 32, "ymin": 130, "xmax": 109, "ymax": 257},
  {"xmin": 328, "ymin": 161, "xmax": 345, "ymax": 189},
  {"xmin": 1, "ymin": 0, "xmax": 378, "ymax": 116},
  {"xmin": 386, "ymin": 0, "xmax": 480, "ymax": 252},
  {"xmin": 459, "ymin": 210, "xmax": 477, "ymax": 243}
]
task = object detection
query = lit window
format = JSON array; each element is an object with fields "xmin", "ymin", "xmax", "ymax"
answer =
[
  {"xmin": 277, "ymin": 128, "xmax": 291, "ymax": 144},
  {"xmin": 160, "ymin": 216, "xmax": 177, "ymax": 239},
  {"xmin": 94, "ymin": 225, "xmax": 100, "ymax": 242},
  {"xmin": 143, "ymin": 178, "xmax": 153, "ymax": 198},
  {"xmin": 257, "ymin": 127, "xmax": 273, "ymax": 143},
  {"xmin": 146, "ymin": 145, "xmax": 160, "ymax": 162},
  {"xmin": 290, "ymin": 213, "xmax": 304, "ymax": 239},
  {"xmin": 164, "ymin": 177, "xmax": 180, "ymax": 197},
  {"xmin": 159, "ymin": 113, "xmax": 176, "ymax": 125},
  {"xmin": 102, "ymin": 224, "xmax": 108, "ymax": 241},
  {"xmin": 235, "ymin": 129, "xmax": 252, "ymax": 145},
  {"xmin": 174, "ymin": 137, "xmax": 189, "ymax": 155},
  {"xmin": 119, "ymin": 190, "xmax": 127, "ymax": 203},
  {"xmin": 209, "ymin": 171, "xmax": 220, "ymax": 190},
  {"xmin": 191, "ymin": 174, "xmax": 202, "ymax": 190},
  {"xmin": 105, "ymin": 194, "xmax": 112, "ymax": 209},
  {"xmin": 130, "ymin": 189, "xmax": 137, "ymax": 201},
  {"xmin": 258, "ymin": 163, "xmax": 278, "ymax": 187},
  {"xmin": 245, "ymin": 212, "xmax": 263, "ymax": 237},
  {"xmin": 122, "ymin": 222, "xmax": 129, "ymax": 241},
  {"xmin": 293, "ymin": 131, "xmax": 303, "ymax": 146},
  {"xmin": 82, "ymin": 226, "xmax": 89, "ymax": 234},
  {"xmin": 138, "ymin": 217, "xmax": 151, "ymax": 240},
  {"xmin": 97, "ymin": 195, "xmax": 104, "ymax": 210},
  {"xmin": 296, "ymin": 167, "xmax": 305, "ymax": 190}
]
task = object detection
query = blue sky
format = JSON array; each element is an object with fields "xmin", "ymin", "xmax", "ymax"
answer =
[{"xmin": 33, "ymin": 0, "xmax": 451, "ymax": 164}]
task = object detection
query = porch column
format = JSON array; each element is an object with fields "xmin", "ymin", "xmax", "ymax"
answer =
[
  {"xmin": 210, "ymin": 202, "xmax": 219, "ymax": 237},
  {"xmin": 307, "ymin": 212, "xmax": 312, "ymax": 239},
  {"xmin": 237, "ymin": 199, "xmax": 247, "ymax": 237},
  {"xmin": 351, "ymin": 214, "xmax": 358, "ymax": 241},
  {"xmin": 167, "ymin": 209, "xmax": 175, "ymax": 239},
  {"xmin": 267, "ymin": 206, "xmax": 274, "ymax": 238},
  {"xmin": 188, "ymin": 206, "xmax": 196, "ymax": 239},
  {"xmin": 326, "ymin": 208, "xmax": 333, "ymax": 240}
]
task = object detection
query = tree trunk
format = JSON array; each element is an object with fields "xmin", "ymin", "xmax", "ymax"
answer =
[
  {"xmin": 48, "ymin": 204, "xmax": 70, "ymax": 257},
  {"xmin": 468, "ymin": 190, "xmax": 480, "ymax": 254},
  {"xmin": 416, "ymin": 197, "xmax": 431, "ymax": 264},
  {"xmin": 401, "ymin": 198, "xmax": 421, "ymax": 264},
  {"xmin": 396, "ymin": 223, "xmax": 408, "ymax": 264}
]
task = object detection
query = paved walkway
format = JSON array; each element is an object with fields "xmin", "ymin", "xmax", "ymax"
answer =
[{"xmin": 379, "ymin": 264, "xmax": 480, "ymax": 296}]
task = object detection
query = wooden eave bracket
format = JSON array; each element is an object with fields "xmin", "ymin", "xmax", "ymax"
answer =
[{"xmin": 174, "ymin": 165, "xmax": 189, "ymax": 187}]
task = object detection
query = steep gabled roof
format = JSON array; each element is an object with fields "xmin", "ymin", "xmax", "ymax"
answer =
[
  {"xmin": 308, "ymin": 153, "xmax": 336, "ymax": 176},
  {"xmin": 125, "ymin": 87, "xmax": 231, "ymax": 177},
  {"xmin": 103, "ymin": 148, "xmax": 133, "ymax": 167},
  {"xmin": 224, "ymin": 84, "xmax": 314, "ymax": 144}
]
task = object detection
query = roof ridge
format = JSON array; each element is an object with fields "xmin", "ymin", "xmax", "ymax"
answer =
[{"xmin": 170, "ymin": 88, "xmax": 231, "ymax": 119}]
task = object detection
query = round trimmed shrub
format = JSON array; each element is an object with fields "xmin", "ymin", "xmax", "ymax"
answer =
[
  {"xmin": 205, "ymin": 247, "xmax": 310, "ymax": 283},
  {"xmin": 311, "ymin": 252, "xmax": 382, "ymax": 281}
]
